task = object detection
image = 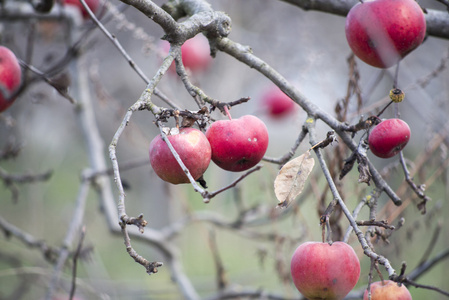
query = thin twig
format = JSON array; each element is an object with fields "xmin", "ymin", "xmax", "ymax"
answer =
[
  {"xmin": 417, "ymin": 221, "xmax": 443, "ymax": 266},
  {"xmin": 263, "ymin": 125, "xmax": 308, "ymax": 165},
  {"xmin": 69, "ymin": 226, "xmax": 86, "ymax": 300},
  {"xmin": 0, "ymin": 215, "xmax": 59, "ymax": 262},
  {"xmin": 398, "ymin": 151, "xmax": 431, "ymax": 214},
  {"xmin": 46, "ymin": 179, "xmax": 91, "ymax": 300},
  {"xmin": 208, "ymin": 230, "xmax": 227, "ymax": 290},
  {"xmin": 356, "ymin": 220, "xmax": 395, "ymax": 230},
  {"xmin": 79, "ymin": 0, "xmax": 181, "ymax": 110},
  {"xmin": 204, "ymin": 165, "xmax": 262, "ymax": 202}
]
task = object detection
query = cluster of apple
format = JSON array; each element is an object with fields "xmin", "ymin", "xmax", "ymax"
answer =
[
  {"xmin": 149, "ymin": 113, "xmax": 269, "ymax": 184},
  {"xmin": 150, "ymin": 37, "xmax": 298, "ymax": 184},
  {"xmin": 289, "ymin": 0, "xmax": 423, "ymax": 299},
  {"xmin": 344, "ymin": 0, "xmax": 424, "ymax": 160}
]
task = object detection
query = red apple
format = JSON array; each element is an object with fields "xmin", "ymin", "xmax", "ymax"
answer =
[
  {"xmin": 149, "ymin": 127, "xmax": 211, "ymax": 184},
  {"xmin": 206, "ymin": 115, "xmax": 269, "ymax": 172},
  {"xmin": 262, "ymin": 85, "xmax": 296, "ymax": 118},
  {"xmin": 63, "ymin": 0, "xmax": 100, "ymax": 20},
  {"xmin": 345, "ymin": 0, "xmax": 426, "ymax": 68},
  {"xmin": 0, "ymin": 46, "xmax": 22, "ymax": 112},
  {"xmin": 162, "ymin": 35, "xmax": 212, "ymax": 74},
  {"xmin": 363, "ymin": 280, "xmax": 412, "ymax": 300},
  {"xmin": 368, "ymin": 118, "xmax": 410, "ymax": 158},
  {"xmin": 291, "ymin": 241, "xmax": 361, "ymax": 300}
]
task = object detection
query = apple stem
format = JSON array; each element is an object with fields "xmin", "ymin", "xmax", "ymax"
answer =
[{"xmin": 223, "ymin": 105, "xmax": 232, "ymax": 120}]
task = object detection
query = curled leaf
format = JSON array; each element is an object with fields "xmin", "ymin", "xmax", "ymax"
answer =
[{"xmin": 274, "ymin": 151, "xmax": 315, "ymax": 208}]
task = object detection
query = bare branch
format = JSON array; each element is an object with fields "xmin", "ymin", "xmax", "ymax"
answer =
[
  {"xmin": 46, "ymin": 178, "xmax": 91, "ymax": 300},
  {"xmin": 69, "ymin": 226, "xmax": 87, "ymax": 300},
  {"xmin": 0, "ymin": 215, "xmax": 59, "ymax": 262},
  {"xmin": 204, "ymin": 165, "xmax": 262, "ymax": 202},
  {"xmin": 356, "ymin": 219, "xmax": 395, "ymax": 230},
  {"xmin": 399, "ymin": 151, "xmax": 431, "ymax": 214}
]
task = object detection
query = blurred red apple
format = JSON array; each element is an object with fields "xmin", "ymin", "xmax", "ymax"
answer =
[
  {"xmin": 149, "ymin": 127, "xmax": 211, "ymax": 184},
  {"xmin": 345, "ymin": 0, "xmax": 426, "ymax": 68},
  {"xmin": 206, "ymin": 115, "xmax": 269, "ymax": 172},
  {"xmin": 63, "ymin": 0, "xmax": 100, "ymax": 20},
  {"xmin": 0, "ymin": 46, "xmax": 22, "ymax": 112},
  {"xmin": 363, "ymin": 280, "xmax": 412, "ymax": 300},
  {"xmin": 368, "ymin": 118, "xmax": 410, "ymax": 158},
  {"xmin": 162, "ymin": 35, "xmax": 212, "ymax": 74},
  {"xmin": 291, "ymin": 241, "xmax": 361, "ymax": 300},
  {"xmin": 262, "ymin": 85, "xmax": 296, "ymax": 118}
]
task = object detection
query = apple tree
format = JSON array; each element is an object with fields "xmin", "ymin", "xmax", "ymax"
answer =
[{"xmin": 1, "ymin": 0, "xmax": 449, "ymax": 299}]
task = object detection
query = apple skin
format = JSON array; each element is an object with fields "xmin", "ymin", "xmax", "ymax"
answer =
[
  {"xmin": 368, "ymin": 118, "xmax": 410, "ymax": 158},
  {"xmin": 290, "ymin": 241, "xmax": 361, "ymax": 300},
  {"xmin": 206, "ymin": 115, "xmax": 269, "ymax": 172},
  {"xmin": 363, "ymin": 280, "xmax": 412, "ymax": 300},
  {"xmin": 345, "ymin": 0, "xmax": 426, "ymax": 68},
  {"xmin": 0, "ymin": 46, "xmax": 22, "ymax": 112},
  {"xmin": 149, "ymin": 127, "xmax": 211, "ymax": 184},
  {"xmin": 262, "ymin": 86, "xmax": 296, "ymax": 118},
  {"xmin": 181, "ymin": 35, "xmax": 211, "ymax": 72},
  {"xmin": 63, "ymin": 0, "xmax": 100, "ymax": 19},
  {"xmin": 162, "ymin": 35, "xmax": 212, "ymax": 74}
]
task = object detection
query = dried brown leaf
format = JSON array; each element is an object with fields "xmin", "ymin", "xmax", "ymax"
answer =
[{"xmin": 274, "ymin": 151, "xmax": 315, "ymax": 208}]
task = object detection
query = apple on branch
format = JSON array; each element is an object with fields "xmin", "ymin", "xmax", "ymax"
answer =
[
  {"xmin": 364, "ymin": 280, "xmax": 412, "ymax": 300},
  {"xmin": 261, "ymin": 85, "xmax": 297, "ymax": 119},
  {"xmin": 149, "ymin": 127, "xmax": 211, "ymax": 184},
  {"xmin": 290, "ymin": 241, "xmax": 361, "ymax": 300},
  {"xmin": 162, "ymin": 35, "xmax": 212, "ymax": 74},
  {"xmin": 206, "ymin": 110, "xmax": 269, "ymax": 172},
  {"xmin": 0, "ymin": 46, "xmax": 22, "ymax": 112},
  {"xmin": 368, "ymin": 118, "xmax": 411, "ymax": 158},
  {"xmin": 345, "ymin": 0, "xmax": 426, "ymax": 68}
]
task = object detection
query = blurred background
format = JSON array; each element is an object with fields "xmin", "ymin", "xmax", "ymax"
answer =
[{"xmin": 0, "ymin": 0, "xmax": 448, "ymax": 299}]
